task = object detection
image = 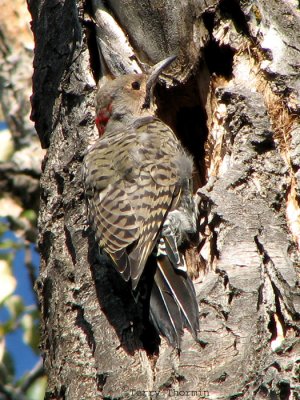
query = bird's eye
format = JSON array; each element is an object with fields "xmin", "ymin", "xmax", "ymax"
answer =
[{"xmin": 131, "ymin": 81, "xmax": 141, "ymax": 90}]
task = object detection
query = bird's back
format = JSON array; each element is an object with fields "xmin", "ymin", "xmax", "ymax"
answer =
[{"xmin": 84, "ymin": 109, "xmax": 199, "ymax": 348}]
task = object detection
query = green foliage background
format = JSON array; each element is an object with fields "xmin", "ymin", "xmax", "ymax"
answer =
[{"xmin": 0, "ymin": 219, "xmax": 46, "ymax": 399}]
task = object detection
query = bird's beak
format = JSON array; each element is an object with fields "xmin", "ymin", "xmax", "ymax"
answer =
[{"xmin": 143, "ymin": 55, "xmax": 177, "ymax": 109}]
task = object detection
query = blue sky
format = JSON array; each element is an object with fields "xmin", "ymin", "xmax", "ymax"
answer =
[
  {"xmin": 0, "ymin": 115, "xmax": 39, "ymax": 380},
  {"xmin": 0, "ymin": 231, "xmax": 40, "ymax": 381},
  {"xmin": 0, "ymin": 121, "xmax": 41, "ymax": 380}
]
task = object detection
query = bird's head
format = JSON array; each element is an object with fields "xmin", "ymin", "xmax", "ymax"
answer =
[{"xmin": 95, "ymin": 55, "xmax": 176, "ymax": 135}]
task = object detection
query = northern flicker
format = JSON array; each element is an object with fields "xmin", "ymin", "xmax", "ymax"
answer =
[{"xmin": 83, "ymin": 56, "xmax": 199, "ymax": 348}]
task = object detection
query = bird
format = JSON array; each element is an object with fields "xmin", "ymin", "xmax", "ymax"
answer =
[{"xmin": 83, "ymin": 55, "xmax": 199, "ymax": 348}]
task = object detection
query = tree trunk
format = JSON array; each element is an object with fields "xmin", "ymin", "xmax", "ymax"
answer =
[{"xmin": 28, "ymin": 0, "xmax": 300, "ymax": 398}]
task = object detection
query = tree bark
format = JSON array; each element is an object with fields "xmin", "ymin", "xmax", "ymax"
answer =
[{"xmin": 28, "ymin": 0, "xmax": 300, "ymax": 399}]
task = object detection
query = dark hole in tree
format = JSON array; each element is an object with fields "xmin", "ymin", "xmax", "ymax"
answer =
[
  {"xmin": 85, "ymin": 20, "xmax": 101, "ymax": 82},
  {"xmin": 204, "ymin": 40, "xmax": 234, "ymax": 78},
  {"xmin": 155, "ymin": 76, "xmax": 208, "ymax": 189},
  {"xmin": 202, "ymin": 10, "xmax": 215, "ymax": 34},
  {"xmin": 219, "ymin": 0, "xmax": 250, "ymax": 36},
  {"xmin": 272, "ymin": 283, "xmax": 286, "ymax": 337},
  {"xmin": 279, "ymin": 381, "xmax": 291, "ymax": 400},
  {"xmin": 268, "ymin": 313, "xmax": 277, "ymax": 342}
]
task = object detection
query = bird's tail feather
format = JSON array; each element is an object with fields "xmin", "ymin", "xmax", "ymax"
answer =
[{"xmin": 149, "ymin": 255, "xmax": 199, "ymax": 348}]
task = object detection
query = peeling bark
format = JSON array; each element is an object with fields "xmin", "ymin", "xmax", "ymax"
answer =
[{"xmin": 28, "ymin": 0, "xmax": 300, "ymax": 399}]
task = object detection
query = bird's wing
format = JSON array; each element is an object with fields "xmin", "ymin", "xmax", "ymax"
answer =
[{"xmin": 83, "ymin": 121, "xmax": 180, "ymax": 287}]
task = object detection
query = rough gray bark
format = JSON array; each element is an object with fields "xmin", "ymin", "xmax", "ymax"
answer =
[{"xmin": 28, "ymin": 0, "xmax": 300, "ymax": 399}]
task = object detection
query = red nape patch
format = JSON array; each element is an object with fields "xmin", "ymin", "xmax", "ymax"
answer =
[{"xmin": 95, "ymin": 103, "xmax": 112, "ymax": 136}]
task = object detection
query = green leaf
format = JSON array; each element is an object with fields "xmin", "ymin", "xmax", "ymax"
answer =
[
  {"xmin": 5, "ymin": 295, "xmax": 25, "ymax": 319},
  {"xmin": 0, "ymin": 239, "xmax": 22, "ymax": 250},
  {"xmin": 26, "ymin": 375, "xmax": 47, "ymax": 400},
  {"xmin": 0, "ymin": 251, "xmax": 14, "ymax": 264},
  {"xmin": 28, "ymin": 308, "xmax": 40, "ymax": 320},
  {"xmin": 20, "ymin": 314, "xmax": 40, "ymax": 353},
  {"xmin": 0, "ymin": 129, "xmax": 14, "ymax": 161},
  {"xmin": 0, "ymin": 319, "xmax": 15, "ymax": 335},
  {"xmin": 0, "ymin": 221, "xmax": 8, "ymax": 236},
  {"xmin": 0, "ymin": 350, "xmax": 15, "ymax": 384},
  {"xmin": 20, "ymin": 209, "xmax": 37, "ymax": 224},
  {"xmin": 0, "ymin": 260, "xmax": 16, "ymax": 304}
]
